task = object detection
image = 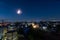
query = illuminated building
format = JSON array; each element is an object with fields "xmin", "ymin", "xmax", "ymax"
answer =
[
  {"xmin": 2, "ymin": 24, "xmax": 18, "ymax": 40},
  {"xmin": 2, "ymin": 27, "xmax": 7, "ymax": 40}
]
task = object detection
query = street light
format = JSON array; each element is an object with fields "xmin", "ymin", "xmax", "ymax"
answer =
[
  {"xmin": 16, "ymin": 9, "xmax": 22, "ymax": 22},
  {"xmin": 17, "ymin": 9, "xmax": 22, "ymax": 15}
]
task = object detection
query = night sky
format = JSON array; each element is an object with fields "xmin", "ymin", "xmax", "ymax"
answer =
[{"xmin": 0, "ymin": 0, "xmax": 60, "ymax": 21}]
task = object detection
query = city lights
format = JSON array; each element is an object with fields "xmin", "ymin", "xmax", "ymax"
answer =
[
  {"xmin": 32, "ymin": 23, "xmax": 39, "ymax": 29},
  {"xmin": 42, "ymin": 26, "xmax": 47, "ymax": 30},
  {"xmin": 0, "ymin": 21, "xmax": 60, "ymax": 40}
]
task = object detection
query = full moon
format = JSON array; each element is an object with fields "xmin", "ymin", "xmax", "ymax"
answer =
[{"xmin": 17, "ymin": 9, "xmax": 22, "ymax": 15}]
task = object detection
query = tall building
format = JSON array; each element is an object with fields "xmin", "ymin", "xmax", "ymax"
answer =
[{"xmin": 2, "ymin": 24, "xmax": 18, "ymax": 40}]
